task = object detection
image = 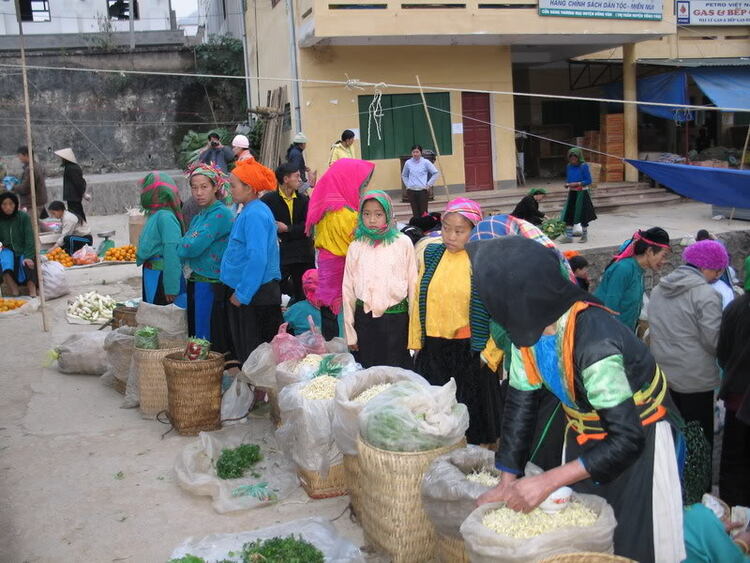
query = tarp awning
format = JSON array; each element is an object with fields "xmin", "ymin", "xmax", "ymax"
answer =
[
  {"xmin": 602, "ymin": 72, "xmax": 691, "ymax": 120},
  {"xmin": 625, "ymin": 159, "xmax": 750, "ymax": 208},
  {"xmin": 689, "ymin": 67, "xmax": 750, "ymax": 111}
]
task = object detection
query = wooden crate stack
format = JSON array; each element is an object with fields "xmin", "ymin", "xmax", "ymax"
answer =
[
  {"xmin": 600, "ymin": 113, "xmax": 624, "ymax": 182},
  {"xmin": 582, "ymin": 130, "xmax": 600, "ymax": 164}
]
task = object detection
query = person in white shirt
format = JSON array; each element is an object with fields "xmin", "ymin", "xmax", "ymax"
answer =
[
  {"xmin": 401, "ymin": 144, "xmax": 439, "ymax": 219},
  {"xmin": 47, "ymin": 200, "xmax": 92, "ymax": 254}
]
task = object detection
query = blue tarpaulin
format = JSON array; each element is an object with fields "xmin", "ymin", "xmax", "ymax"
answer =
[
  {"xmin": 689, "ymin": 67, "xmax": 750, "ymax": 111},
  {"xmin": 625, "ymin": 159, "xmax": 750, "ymax": 208},
  {"xmin": 602, "ymin": 71, "xmax": 692, "ymax": 121}
]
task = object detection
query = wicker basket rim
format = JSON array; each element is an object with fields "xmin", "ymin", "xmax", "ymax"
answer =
[
  {"xmin": 357, "ymin": 436, "xmax": 465, "ymax": 457},
  {"xmin": 134, "ymin": 345, "xmax": 185, "ymax": 353},
  {"xmin": 163, "ymin": 351, "xmax": 224, "ymax": 364},
  {"xmin": 113, "ymin": 305, "xmax": 138, "ymax": 312}
]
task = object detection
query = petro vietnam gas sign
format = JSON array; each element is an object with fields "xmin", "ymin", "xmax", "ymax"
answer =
[
  {"xmin": 538, "ymin": 0, "xmax": 663, "ymax": 19},
  {"xmin": 676, "ymin": 0, "xmax": 750, "ymax": 24}
]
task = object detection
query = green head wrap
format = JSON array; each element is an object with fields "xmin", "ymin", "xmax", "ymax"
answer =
[
  {"xmin": 186, "ymin": 162, "xmax": 232, "ymax": 207},
  {"xmin": 567, "ymin": 147, "xmax": 585, "ymax": 164},
  {"xmin": 528, "ymin": 188, "xmax": 547, "ymax": 196},
  {"xmin": 139, "ymin": 171, "xmax": 184, "ymax": 231},
  {"xmin": 353, "ymin": 190, "xmax": 400, "ymax": 246}
]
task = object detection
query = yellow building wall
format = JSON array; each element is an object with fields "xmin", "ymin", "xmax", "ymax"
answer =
[{"xmin": 297, "ymin": 45, "xmax": 516, "ymax": 192}]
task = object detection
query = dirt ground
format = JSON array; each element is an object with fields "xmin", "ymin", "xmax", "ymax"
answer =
[{"xmin": 1, "ymin": 203, "xmax": 748, "ymax": 562}]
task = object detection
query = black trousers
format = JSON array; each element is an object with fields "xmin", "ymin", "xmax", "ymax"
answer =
[
  {"xmin": 280, "ymin": 261, "xmax": 314, "ymax": 304},
  {"xmin": 320, "ymin": 305, "xmax": 339, "ymax": 340},
  {"xmin": 407, "ymin": 189, "xmax": 429, "ymax": 219},
  {"xmin": 720, "ymin": 408, "xmax": 750, "ymax": 506},
  {"xmin": 353, "ymin": 305, "xmax": 412, "ymax": 370},
  {"xmin": 670, "ymin": 389, "xmax": 715, "ymax": 454},
  {"xmin": 66, "ymin": 200, "xmax": 86, "ymax": 222}
]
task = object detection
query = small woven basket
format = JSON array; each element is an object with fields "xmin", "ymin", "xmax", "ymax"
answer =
[
  {"xmin": 162, "ymin": 351, "xmax": 224, "ymax": 436},
  {"xmin": 135, "ymin": 344, "xmax": 184, "ymax": 417},
  {"xmin": 436, "ymin": 533, "xmax": 469, "ymax": 563},
  {"xmin": 297, "ymin": 463, "xmax": 347, "ymax": 499},
  {"xmin": 111, "ymin": 305, "xmax": 138, "ymax": 329},
  {"xmin": 343, "ymin": 454, "xmax": 361, "ymax": 517},
  {"xmin": 357, "ymin": 437, "xmax": 466, "ymax": 563},
  {"xmin": 540, "ymin": 553, "xmax": 635, "ymax": 563}
]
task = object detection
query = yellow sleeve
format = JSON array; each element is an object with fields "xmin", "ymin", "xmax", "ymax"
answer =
[
  {"xmin": 315, "ymin": 208, "xmax": 358, "ymax": 256},
  {"xmin": 408, "ymin": 243, "xmax": 427, "ymax": 351},
  {"xmin": 481, "ymin": 338, "xmax": 504, "ymax": 374}
]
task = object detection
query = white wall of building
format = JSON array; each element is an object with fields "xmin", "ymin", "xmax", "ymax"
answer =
[{"xmin": 199, "ymin": 0, "xmax": 243, "ymax": 39}]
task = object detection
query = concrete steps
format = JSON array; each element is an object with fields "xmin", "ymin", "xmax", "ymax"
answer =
[{"xmin": 392, "ymin": 182, "xmax": 683, "ymax": 222}]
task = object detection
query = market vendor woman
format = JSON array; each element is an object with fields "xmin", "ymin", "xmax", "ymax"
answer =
[
  {"xmin": 0, "ymin": 192, "xmax": 37, "ymax": 297},
  {"xmin": 559, "ymin": 147, "xmax": 596, "ymax": 243},
  {"xmin": 469, "ymin": 236, "xmax": 696, "ymax": 563},
  {"xmin": 136, "ymin": 172, "xmax": 186, "ymax": 307}
]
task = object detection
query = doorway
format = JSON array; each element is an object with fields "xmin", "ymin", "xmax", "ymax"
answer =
[{"xmin": 462, "ymin": 92, "xmax": 493, "ymax": 192}]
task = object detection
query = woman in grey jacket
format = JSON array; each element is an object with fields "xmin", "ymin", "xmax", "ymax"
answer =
[{"xmin": 648, "ymin": 239, "xmax": 729, "ymax": 452}]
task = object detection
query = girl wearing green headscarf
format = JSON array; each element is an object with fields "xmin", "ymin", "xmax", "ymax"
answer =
[
  {"xmin": 342, "ymin": 190, "xmax": 417, "ymax": 368},
  {"xmin": 559, "ymin": 147, "xmax": 597, "ymax": 244},
  {"xmin": 136, "ymin": 171, "xmax": 187, "ymax": 307}
]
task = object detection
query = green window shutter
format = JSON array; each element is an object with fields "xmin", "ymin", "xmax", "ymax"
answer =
[{"xmin": 358, "ymin": 92, "xmax": 452, "ymax": 160}]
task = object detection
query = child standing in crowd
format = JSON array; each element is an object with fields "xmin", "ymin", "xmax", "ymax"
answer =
[
  {"xmin": 218, "ymin": 159, "xmax": 282, "ymax": 367},
  {"xmin": 593, "ymin": 227, "xmax": 670, "ymax": 331},
  {"xmin": 342, "ymin": 191, "xmax": 417, "ymax": 369},
  {"xmin": 559, "ymin": 147, "xmax": 596, "ymax": 244},
  {"xmin": 567, "ymin": 254, "xmax": 590, "ymax": 291},
  {"xmin": 178, "ymin": 163, "xmax": 233, "ymax": 341},
  {"xmin": 409, "ymin": 198, "xmax": 502, "ymax": 446},
  {"xmin": 305, "ymin": 158, "xmax": 375, "ymax": 340}
]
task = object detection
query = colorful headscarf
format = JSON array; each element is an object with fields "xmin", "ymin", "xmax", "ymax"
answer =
[
  {"xmin": 231, "ymin": 159, "xmax": 277, "ymax": 194},
  {"xmin": 305, "ymin": 158, "xmax": 376, "ymax": 235},
  {"xmin": 139, "ymin": 171, "xmax": 184, "ymax": 230},
  {"xmin": 443, "ymin": 197, "xmax": 482, "ymax": 226},
  {"xmin": 567, "ymin": 147, "xmax": 585, "ymax": 164},
  {"xmin": 612, "ymin": 229, "xmax": 670, "ymax": 262},
  {"xmin": 302, "ymin": 268, "xmax": 321, "ymax": 308},
  {"xmin": 186, "ymin": 162, "xmax": 232, "ymax": 206},
  {"xmin": 353, "ymin": 190, "xmax": 400, "ymax": 246}
]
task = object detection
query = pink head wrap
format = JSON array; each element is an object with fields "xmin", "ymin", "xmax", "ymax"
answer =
[
  {"xmin": 683, "ymin": 240, "xmax": 729, "ymax": 270},
  {"xmin": 612, "ymin": 230, "xmax": 670, "ymax": 262},
  {"xmin": 301, "ymin": 269, "xmax": 321, "ymax": 308},
  {"xmin": 443, "ymin": 197, "xmax": 482, "ymax": 226}
]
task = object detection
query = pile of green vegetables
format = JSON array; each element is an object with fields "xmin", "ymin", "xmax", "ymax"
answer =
[
  {"xmin": 541, "ymin": 219, "xmax": 566, "ymax": 240},
  {"xmin": 215, "ymin": 444, "xmax": 262, "ymax": 480},
  {"xmin": 168, "ymin": 536, "xmax": 324, "ymax": 563}
]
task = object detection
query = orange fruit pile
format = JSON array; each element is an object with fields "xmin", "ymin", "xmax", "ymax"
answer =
[
  {"xmin": 73, "ymin": 253, "xmax": 99, "ymax": 266},
  {"xmin": 0, "ymin": 298, "xmax": 26, "ymax": 313},
  {"xmin": 47, "ymin": 247, "xmax": 74, "ymax": 267},
  {"xmin": 104, "ymin": 245, "xmax": 137, "ymax": 262}
]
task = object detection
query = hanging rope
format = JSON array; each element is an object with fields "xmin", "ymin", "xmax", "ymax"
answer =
[{"xmin": 367, "ymin": 82, "xmax": 386, "ymax": 146}]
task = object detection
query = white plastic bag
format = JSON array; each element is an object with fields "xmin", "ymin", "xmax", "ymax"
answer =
[
  {"xmin": 55, "ymin": 332, "xmax": 109, "ymax": 375},
  {"xmin": 135, "ymin": 302, "xmax": 187, "ymax": 341},
  {"xmin": 333, "ymin": 366, "xmax": 429, "ymax": 456},
  {"xmin": 101, "ymin": 326, "xmax": 135, "ymax": 388},
  {"xmin": 460, "ymin": 494, "xmax": 617, "ymax": 563},
  {"xmin": 359, "ymin": 378, "xmax": 470, "ymax": 452},
  {"xmin": 241, "ymin": 342, "xmax": 276, "ymax": 389},
  {"xmin": 169, "ymin": 517, "xmax": 364, "ymax": 562},
  {"xmin": 221, "ymin": 377, "xmax": 254, "ymax": 424},
  {"xmin": 174, "ymin": 422, "xmax": 299, "ymax": 514},
  {"xmin": 276, "ymin": 378, "xmax": 341, "ymax": 476},
  {"xmin": 41, "ymin": 259, "xmax": 69, "ymax": 300},
  {"xmin": 276, "ymin": 352, "xmax": 359, "ymax": 392},
  {"xmin": 325, "ymin": 337, "xmax": 348, "ymax": 354},
  {"xmin": 421, "ymin": 446, "xmax": 497, "ymax": 537}
]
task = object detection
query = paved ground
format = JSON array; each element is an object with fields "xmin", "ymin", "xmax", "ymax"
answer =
[{"xmin": 1, "ymin": 201, "xmax": 749, "ymax": 562}]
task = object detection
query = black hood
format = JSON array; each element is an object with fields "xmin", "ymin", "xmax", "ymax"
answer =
[
  {"xmin": 0, "ymin": 191, "xmax": 19, "ymax": 219},
  {"xmin": 467, "ymin": 236, "xmax": 594, "ymax": 347}
]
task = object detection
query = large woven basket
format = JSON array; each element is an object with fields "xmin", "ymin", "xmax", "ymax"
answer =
[
  {"xmin": 112, "ymin": 305, "xmax": 138, "ymax": 329},
  {"xmin": 540, "ymin": 554, "xmax": 635, "ymax": 562},
  {"xmin": 162, "ymin": 351, "xmax": 224, "ymax": 436},
  {"xmin": 357, "ymin": 437, "xmax": 466, "ymax": 563},
  {"xmin": 435, "ymin": 533, "xmax": 469, "ymax": 563},
  {"xmin": 298, "ymin": 463, "xmax": 347, "ymax": 499},
  {"xmin": 343, "ymin": 454, "xmax": 361, "ymax": 517},
  {"xmin": 135, "ymin": 344, "xmax": 184, "ymax": 417}
]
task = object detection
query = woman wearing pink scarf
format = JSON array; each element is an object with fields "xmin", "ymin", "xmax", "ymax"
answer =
[{"xmin": 305, "ymin": 158, "xmax": 375, "ymax": 339}]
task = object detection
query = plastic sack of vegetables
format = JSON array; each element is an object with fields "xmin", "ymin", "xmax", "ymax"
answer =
[
  {"xmin": 169, "ymin": 517, "xmax": 364, "ymax": 562},
  {"xmin": 134, "ymin": 326, "xmax": 160, "ymax": 350},
  {"xmin": 459, "ymin": 494, "xmax": 616, "ymax": 563},
  {"xmin": 276, "ymin": 352, "xmax": 359, "ymax": 392},
  {"xmin": 359, "ymin": 378, "xmax": 469, "ymax": 452},
  {"xmin": 101, "ymin": 326, "xmax": 135, "ymax": 388},
  {"xmin": 421, "ymin": 446, "xmax": 498, "ymax": 538},
  {"xmin": 241, "ymin": 342, "xmax": 277, "ymax": 390},
  {"xmin": 295, "ymin": 315, "xmax": 327, "ymax": 355},
  {"xmin": 40, "ymin": 259, "xmax": 69, "ymax": 300},
  {"xmin": 271, "ymin": 323, "xmax": 306, "ymax": 363},
  {"xmin": 53, "ymin": 331, "xmax": 110, "ymax": 375},
  {"xmin": 174, "ymin": 423, "xmax": 298, "ymax": 513},
  {"xmin": 333, "ymin": 366, "xmax": 429, "ymax": 456},
  {"xmin": 135, "ymin": 302, "xmax": 187, "ymax": 342},
  {"xmin": 275, "ymin": 375, "xmax": 343, "ymax": 476}
]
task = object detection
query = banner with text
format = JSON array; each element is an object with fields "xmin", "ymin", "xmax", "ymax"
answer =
[
  {"xmin": 676, "ymin": 0, "xmax": 750, "ymax": 25},
  {"xmin": 539, "ymin": 0, "xmax": 663, "ymax": 19}
]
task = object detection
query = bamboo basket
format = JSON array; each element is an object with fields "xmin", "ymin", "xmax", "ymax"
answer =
[
  {"xmin": 162, "ymin": 351, "xmax": 224, "ymax": 436},
  {"xmin": 113, "ymin": 377, "xmax": 127, "ymax": 395},
  {"xmin": 436, "ymin": 533, "xmax": 469, "ymax": 563},
  {"xmin": 135, "ymin": 344, "xmax": 184, "ymax": 417},
  {"xmin": 111, "ymin": 305, "xmax": 138, "ymax": 329},
  {"xmin": 343, "ymin": 454, "xmax": 361, "ymax": 517},
  {"xmin": 297, "ymin": 463, "xmax": 347, "ymax": 499},
  {"xmin": 540, "ymin": 554, "xmax": 635, "ymax": 563},
  {"xmin": 357, "ymin": 437, "xmax": 466, "ymax": 563}
]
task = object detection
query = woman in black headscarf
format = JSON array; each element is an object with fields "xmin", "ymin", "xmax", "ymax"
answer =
[{"xmin": 466, "ymin": 236, "xmax": 698, "ymax": 563}]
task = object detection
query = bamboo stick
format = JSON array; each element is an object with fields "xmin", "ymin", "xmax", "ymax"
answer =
[{"xmin": 416, "ymin": 75, "xmax": 449, "ymax": 199}]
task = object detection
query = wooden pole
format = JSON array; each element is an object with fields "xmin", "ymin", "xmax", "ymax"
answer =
[
  {"xmin": 14, "ymin": 0, "xmax": 49, "ymax": 331},
  {"xmin": 729, "ymin": 124, "xmax": 750, "ymax": 225},
  {"xmin": 416, "ymin": 75, "xmax": 449, "ymax": 199}
]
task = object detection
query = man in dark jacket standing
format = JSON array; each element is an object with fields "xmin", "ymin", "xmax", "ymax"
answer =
[
  {"xmin": 199, "ymin": 132, "xmax": 235, "ymax": 173},
  {"xmin": 261, "ymin": 162, "xmax": 315, "ymax": 304},
  {"xmin": 15, "ymin": 145, "xmax": 47, "ymax": 217},
  {"xmin": 54, "ymin": 147, "xmax": 87, "ymax": 221}
]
